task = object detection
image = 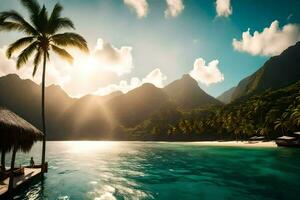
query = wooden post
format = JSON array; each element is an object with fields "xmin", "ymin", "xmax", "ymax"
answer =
[
  {"xmin": 8, "ymin": 144, "xmax": 17, "ymax": 192},
  {"xmin": 1, "ymin": 150, "xmax": 5, "ymax": 173}
]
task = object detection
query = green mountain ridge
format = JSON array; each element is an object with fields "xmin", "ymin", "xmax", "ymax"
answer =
[
  {"xmin": 217, "ymin": 86, "xmax": 236, "ymax": 104},
  {"xmin": 225, "ymin": 41, "xmax": 300, "ymax": 102},
  {"xmin": 128, "ymin": 80, "xmax": 300, "ymax": 141}
]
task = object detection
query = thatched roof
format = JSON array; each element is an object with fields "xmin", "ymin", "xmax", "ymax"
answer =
[{"xmin": 0, "ymin": 108, "xmax": 43, "ymax": 152}]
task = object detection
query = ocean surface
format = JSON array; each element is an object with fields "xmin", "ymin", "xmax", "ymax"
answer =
[{"xmin": 9, "ymin": 141, "xmax": 300, "ymax": 200}]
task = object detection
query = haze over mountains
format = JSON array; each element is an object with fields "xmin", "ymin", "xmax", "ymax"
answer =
[
  {"xmin": 0, "ymin": 73, "xmax": 220, "ymax": 140},
  {"xmin": 1, "ymin": 41, "xmax": 300, "ymax": 139}
]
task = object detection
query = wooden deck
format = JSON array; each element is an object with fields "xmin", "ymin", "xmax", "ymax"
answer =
[{"xmin": 0, "ymin": 168, "xmax": 42, "ymax": 198}]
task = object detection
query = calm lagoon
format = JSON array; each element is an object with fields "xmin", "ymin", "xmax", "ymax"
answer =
[{"xmin": 11, "ymin": 141, "xmax": 300, "ymax": 200}]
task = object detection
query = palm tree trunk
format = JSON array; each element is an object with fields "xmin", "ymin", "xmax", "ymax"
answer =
[
  {"xmin": 1, "ymin": 150, "xmax": 5, "ymax": 173},
  {"xmin": 8, "ymin": 145, "xmax": 17, "ymax": 192},
  {"xmin": 41, "ymin": 51, "xmax": 47, "ymax": 172}
]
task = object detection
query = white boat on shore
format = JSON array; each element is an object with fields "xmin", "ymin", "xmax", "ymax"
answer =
[{"xmin": 275, "ymin": 133, "xmax": 300, "ymax": 147}]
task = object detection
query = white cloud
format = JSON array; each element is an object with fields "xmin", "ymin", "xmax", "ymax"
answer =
[
  {"xmin": 123, "ymin": 0, "xmax": 148, "ymax": 18},
  {"xmin": 123, "ymin": 0, "xmax": 185, "ymax": 18},
  {"xmin": 0, "ymin": 46, "xmax": 67, "ymax": 86},
  {"xmin": 93, "ymin": 39, "xmax": 134, "ymax": 76},
  {"xmin": 0, "ymin": 46, "xmax": 17, "ymax": 76},
  {"xmin": 0, "ymin": 38, "xmax": 134, "ymax": 97},
  {"xmin": 232, "ymin": 20, "xmax": 300, "ymax": 56},
  {"xmin": 94, "ymin": 68, "xmax": 167, "ymax": 96},
  {"xmin": 189, "ymin": 58, "xmax": 224, "ymax": 85},
  {"xmin": 165, "ymin": 0, "xmax": 184, "ymax": 18},
  {"xmin": 215, "ymin": 0, "xmax": 232, "ymax": 17},
  {"xmin": 142, "ymin": 68, "xmax": 167, "ymax": 87}
]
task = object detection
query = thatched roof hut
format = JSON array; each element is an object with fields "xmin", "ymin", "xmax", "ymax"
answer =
[
  {"xmin": 0, "ymin": 108, "xmax": 43, "ymax": 191},
  {"xmin": 0, "ymin": 108, "xmax": 43, "ymax": 152}
]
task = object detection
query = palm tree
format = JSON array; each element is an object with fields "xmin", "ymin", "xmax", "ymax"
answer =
[
  {"xmin": 266, "ymin": 109, "xmax": 279, "ymax": 125},
  {"xmin": 291, "ymin": 106, "xmax": 300, "ymax": 127},
  {"xmin": 274, "ymin": 116, "xmax": 288, "ymax": 136},
  {"xmin": 0, "ymin": 0, "xmax": 88, "ymax": 170},
  {"xmin": 258, "ymin": 127, "xmax": 269, "ymax": 139}
]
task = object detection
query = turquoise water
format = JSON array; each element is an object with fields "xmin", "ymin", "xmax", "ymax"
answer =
[{"xmin": 10, "ymin": 141, "xmax": 300, "ymax": 200}]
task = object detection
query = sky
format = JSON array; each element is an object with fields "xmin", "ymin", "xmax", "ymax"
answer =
[{"xmin": 0, "ymin": 0, "xmax": 300, "ymax": 98}]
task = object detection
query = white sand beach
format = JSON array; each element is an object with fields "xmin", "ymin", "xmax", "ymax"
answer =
[{"xmin": 190, "ymin": 141, "xmax": 277, "ymax": 147}]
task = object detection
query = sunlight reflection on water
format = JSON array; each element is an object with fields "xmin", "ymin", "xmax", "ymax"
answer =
[
  {"xmin": 64, "ymin": 141, "xmax": 119, "ymax": 153},
  {"xmin": 11, "ymin": 141, "xmax": 300, "ymax": 200}
]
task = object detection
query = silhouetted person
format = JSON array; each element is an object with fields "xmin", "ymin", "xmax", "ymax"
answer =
[{"xmin": 30, "ymin": 157, "xmax": 35, "ymax": 167}]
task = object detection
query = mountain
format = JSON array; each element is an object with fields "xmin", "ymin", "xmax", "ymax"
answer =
[
  {"xmin": 128, "ymin": 80, "xmax": 300, "ymax": 141},
  {"xmin": 0, "ymin": 74, "xmax": 41, "ymax": 126},
  {"xmin": 59, "ymin": 91, "xmax": 123, "ymax": 140},
  {"xmin": 0, "ymin": 73, "xmax": 221, "ymax": 140},
  {"xmin": 108, "ymin": 83, "xmax": 170, "ymax": 127},
  {"xmin": 217, "ymin": 87, "xmax": 236, "ymax": 104},
  {"xmin": 164, "ymin": 74, "xmax": 222, "ymax": 109},
  {"xmin": 0, "ymin": 74, "xmax": 76, "ymax": 139},
  {"xmin": 60, "ymin": 83, "xmax": 170, "ymax": 139},
  {"xmin": 231, "ymin": 41, "xmax": 300, "ymax": 101}
]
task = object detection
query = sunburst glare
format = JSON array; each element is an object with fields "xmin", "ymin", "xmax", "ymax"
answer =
[{"xmin": 65, "ymin": 141, "xmax": 118, "ymax": 153}]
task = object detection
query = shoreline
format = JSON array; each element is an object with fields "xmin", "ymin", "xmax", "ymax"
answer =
[
  {"xmin": 45, "ymin": 140, "xmax": 277, "ymax": 147},
  {"xmin": 190, "ymin": 141, "xmax": 277, "ymax": 147}
]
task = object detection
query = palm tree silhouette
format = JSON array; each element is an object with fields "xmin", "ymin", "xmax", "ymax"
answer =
[
  {"xmin": 0, "ymin": 0, "xmax": 88, "ymax": 170},
  {"xmin": 275, "ymin": 116, "xmax": 288, "ymax": 136}
]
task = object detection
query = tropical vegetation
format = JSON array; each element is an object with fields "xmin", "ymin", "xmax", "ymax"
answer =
[
  {"xmin": 126, "ymin": 81, "xmax": 300, "ymax": 141},
  {"xmin": 0, "ymin": 0, "xmax": 88, "ymax": 168}
]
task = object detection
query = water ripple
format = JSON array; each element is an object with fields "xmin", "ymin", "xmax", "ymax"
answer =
[{"xmin": 12, "ymin": 142, "xmax": 300, "ymax": 200}]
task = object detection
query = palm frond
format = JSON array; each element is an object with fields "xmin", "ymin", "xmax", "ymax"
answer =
[
  {"xmin": 274, "ymin": 121, "xmax": 281, "ymax": 130},
  {"xmin": 0, "ymin": 10, "xmax": 38, "ymax": 35},
  {"xmin": 50, "ymin": 2, "xmax": 63, "ymax": 19},
  {"xmin": 48, "ymin": 17, "xmax": 74, "ymax": 34},
  {"xmin": 20, "ymin": 0, "xmax": 41, "ymax": 16},
  {"xmin": 6, "ymin": 36, "xmax": 35, "ymax": 58},
  {"xmin": 16, "ymin": 42, "xmax": 38, "ymax": 69},
  {"xmin": 32, "ymin": 48, "xmax": 43, "ymax": 76},
  {"xmin": 40, "ymin": 5, "xmax": 48, "ymax": 31},
  {"xmin": 51, "ymin": 45, "xmax": 73, "ymax": 64},
  {"xmin": 47, "ymin": 3, "xmax": 73, "ymax": 34},
  {"xmin": 48, "ymin": 3, "xmax": 62, "ymax": 31},
  {"xmin": 51, "ymin": 32, "xmax": 89, "ymax": 53},
  {"xmin": 20, "ymin": 0, "xmax": 40, "ymax": 27},
  {"xmin": 0, "ymin": 21, "xmax": 25, "ymax": 32},
  {"xmin": 30, "ymin": 5, "xmax": 48, "ymax": 33}
]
